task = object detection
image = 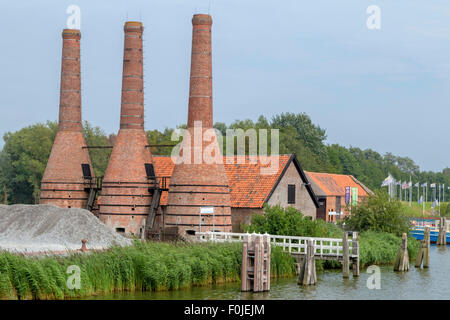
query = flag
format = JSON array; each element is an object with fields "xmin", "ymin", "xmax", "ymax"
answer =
[
  {"xmin": 418, "ymin": 196, "xmax": 423, "ymax": 204},
  {"xmin": 351, "ymin": 187, "xmax": 358, "ymax": 206},
  {"xmin": 381, "ymin": 174, "xmax": 394, "ymax": 187},
  {"xmin": 430, "ymin": 183, "xmax": 436, "ymax": 188},
  {"xmin": 431, "ymin": 199, "xmax": 439, "ymax": 209},
  {"xmin": 408, "ymin": 181, "xmax": 412, "ymax": 188},
  {"xmin": 414, "ymin": 182, "xmax": 419, "ymax": 187},
  {"xmin": 345, "ymin": 186, "xmax": 351, "ymax": 205},
  {"xmin": 421, "ymin": 182, "xmax": 427, "ymax": 187},
  {"xmin": 401, "ymin": 182, "xmax": 409, "ymax": 190}
]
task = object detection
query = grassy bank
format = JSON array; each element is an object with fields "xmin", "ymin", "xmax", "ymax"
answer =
[
  {"xmin": 0, "ymin": 241, "xmax": 295, "ymax": 300},
  {"xmin": 317, "ymin": 231, "xmax": 420, "ymax": 271},
  {"xmin": 401, "ymin": 201, "xmax": 449, "ymax": 218}
]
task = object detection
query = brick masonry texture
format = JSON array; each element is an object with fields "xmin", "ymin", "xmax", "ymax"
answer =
[
  {"xmin": 166, "ymin": 15, "xmax": 232, "ymax": 234},
  {"xmin": 99, "ymin": 22, "xmax": 154, "ymax": 236},
  {"xmin": 40, "ymin": 29, "xmax": 94, "ymax": 209}
]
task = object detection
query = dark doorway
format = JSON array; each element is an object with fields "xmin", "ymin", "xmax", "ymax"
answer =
[{"xmin": 317, "ymin": 198, "xmax": 327, "ymax": 220}]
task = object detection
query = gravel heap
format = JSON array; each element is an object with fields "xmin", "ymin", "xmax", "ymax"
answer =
[{"xmin": 0, "ymin": 204, "xmax": 133, "ymax": 253}]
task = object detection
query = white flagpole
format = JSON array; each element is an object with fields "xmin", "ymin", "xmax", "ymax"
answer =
[{"xmin": 422, "ymin": 186, "xmax": 425, "ymax": 217}]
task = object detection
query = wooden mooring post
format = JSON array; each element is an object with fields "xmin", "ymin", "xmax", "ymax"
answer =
[
  {"xmin": 298, "ymin": 239, "xmax": 317, "ymax": 285},
  {"xmin": 394, "ymin": 233, "xmax": 409, "ymax": 272},
  {"xmin": 352, "ymin": 232, "xmax": 360, "ymax": 277},
  {"xmin": 437, "ymin": 217, "xmax": 447, "ymax": 246},
  {"xmin": 415, "ymin": 227, "xmax": 430, "ymax": 268},
  {"xmin": 342, "ymin": 231, "xmax": 359, "ymax": 278},
  {"xmin": 241, "ymin": 234, "xmax": 271, "ymax": 292},
  {"xmin": 342, "ymin": 232, "xmax": 350, "ymax": 278}
]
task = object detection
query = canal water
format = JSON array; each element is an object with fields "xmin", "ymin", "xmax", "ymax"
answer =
[{"xmin": 90, "ymin": 246, "xmax": 449, "ymax": 300}]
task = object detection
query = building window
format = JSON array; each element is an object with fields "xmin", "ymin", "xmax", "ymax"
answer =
[
  {"xmin": 116, "ymin": 227, "xmax": 125, "ymax": 234},
  {"xmin": 288, "ymin": 184, "xmax": 296, "ymax": 204}
]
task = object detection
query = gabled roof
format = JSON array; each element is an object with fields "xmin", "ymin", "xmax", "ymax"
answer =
[
  {"xmin": 152, "ymin": 154, "xmax": 319, "ymax": 209},
  {"xmin": 304, "ymin": 171, "xmax": 371, "ymax": 197}
]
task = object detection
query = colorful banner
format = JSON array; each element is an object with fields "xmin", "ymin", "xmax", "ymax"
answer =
[
  {"xmin": 351, "ymin": 187, "xmax": 358, "ymax": 206},
  {"xmin": 345, "ymin": 186, "xmax": 351, "ymax": 205}
]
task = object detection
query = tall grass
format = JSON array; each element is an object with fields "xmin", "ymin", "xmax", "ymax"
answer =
[
  {"xmin": 359, "ymin": 231, "xmax": 419, "ymax": 266},
  {"xmin": 0, "ymin": 241, "xmax": 295, "ymax": 300}
]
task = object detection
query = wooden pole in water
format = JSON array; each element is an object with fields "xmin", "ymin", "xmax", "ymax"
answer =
[
  {"xmin": 254, "ymin": 235, "xmax": 263, "ymax": 292},
  {"xmin": 437, "ymin": 217, "xmax": 447, "ymax": 246},
  {"xmin": 415, "ymin": 227, "xmax": 430, "ymax": 268},
  {"xmin": 352, "ymin": 232, "xmax": 360, "ymax": 277},
  {"xmin": 263, "ymin": 234, "xmax": 271, "ymax": 291},
  {"xmin": 298, "ymin": 239, "xmax": 317, "ymax": 285},
  {"xmin": 241, "ymin": 235, "xmax": 250, "ymax": 292},
  {"xmin": 342, "ymin": 232, "xmax": 350, "ymax": 278},
  {"xmin": 394, "ymin": 233, "xmax": 409, "ymax": 271},
  {"xmin": 242, "ymin": 234, "xmax": 271, "ymax": 292}
]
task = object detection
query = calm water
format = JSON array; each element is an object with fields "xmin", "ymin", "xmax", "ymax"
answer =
[{"xmin": 89, "ymin": 246, "xmax": 450, "ymax": 300}]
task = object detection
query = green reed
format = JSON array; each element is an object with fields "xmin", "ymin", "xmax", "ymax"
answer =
[{"xmin": 0, "ymin": 241, "xmax": 295, "ymax": 300}]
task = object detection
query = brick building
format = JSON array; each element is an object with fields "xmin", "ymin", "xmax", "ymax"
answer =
[
  {"xmin": 305, "ymin": 171, "xmax": 373, "ymax": 222},
  {"xmin": 152, "ymin": 154, "xmax": 318, "ymax": 233}
]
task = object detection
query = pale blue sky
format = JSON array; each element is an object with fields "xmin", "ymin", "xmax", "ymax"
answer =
[{"xmin": 0, "ymin": 0, "xmax": 449, "ymax": 172}]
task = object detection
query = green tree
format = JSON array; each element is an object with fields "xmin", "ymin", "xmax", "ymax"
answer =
[{"xmin": 0, "ymin": 122, "xmax": 57, "ymax": 203}]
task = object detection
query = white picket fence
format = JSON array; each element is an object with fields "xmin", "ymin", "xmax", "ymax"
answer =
[{"xmin": 196, "ymin": 231, "xmax": 357, "ymax": 258}]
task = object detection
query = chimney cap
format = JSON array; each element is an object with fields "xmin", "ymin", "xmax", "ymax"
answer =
[
  {"xmin": 192, "ymin": 14, "xmax": 212, "ymax": 26},
  {"xmin": 62, "ymin": 29, "xmax": 81, "ymax": 38},
  {"xmin": 124, "ymin": 21, "xmax": 144, "ymax": 31}
]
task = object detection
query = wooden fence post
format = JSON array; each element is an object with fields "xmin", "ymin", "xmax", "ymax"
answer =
[
  {"xmin": 394, "ymin": 233, "xmax": 409, "ymax": 272},
  {"xmin": 342, "ymin": 232, "xmax": 350, "ymax": 278},
  {"xmin": 415, "ymin": 227, "xmax": 430, "ymax": 268},
  {"xmin": 298, "ymin": 239, "xmax": 316, "ymax": 285},
  {"xmin": 352, "ymin": 232, "xmax": 360, "ymax": 277},
  {"xmin": 437, "ymin": 218, "xmax": 447, "ymax": 246}
]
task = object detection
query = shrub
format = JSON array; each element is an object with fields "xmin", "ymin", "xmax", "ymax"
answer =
[
  {"xmin": 344, "ymin": 191, "xmax": 412, "ymax": 237},
  {"xmin": 243, "ymin": 205, "xmax": 342, "ymax": 238}
]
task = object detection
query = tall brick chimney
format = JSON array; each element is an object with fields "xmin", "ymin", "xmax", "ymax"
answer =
[
  {"xmin": 165, "ymin": 14, "xmax": 232, "ymax": 235},
  {"xmin": 40, "ymin": 29, "xmax": 94, "ymax": 208},
  {"xmin": 99, "ymin": 22, "xmax": 154, "ymax": 236}
]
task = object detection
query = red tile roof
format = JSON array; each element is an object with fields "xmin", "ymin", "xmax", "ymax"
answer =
[
  {"xmin": 152, "ymin": 155, "xmax": 292, "ymax": 208},
  {"xmin": 305, "ymin": 171, "xmax": 369, "ymax": 197}
]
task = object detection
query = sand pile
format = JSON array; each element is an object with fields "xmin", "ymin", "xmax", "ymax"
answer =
[{"xmin": 0, "ymin": 204, "xmax": 133, "ymax": 253}]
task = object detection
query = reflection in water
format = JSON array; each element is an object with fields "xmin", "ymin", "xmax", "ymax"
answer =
[{"xmin": 86, "ymin": 246, "xmax": 449, "ymax": 300}]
